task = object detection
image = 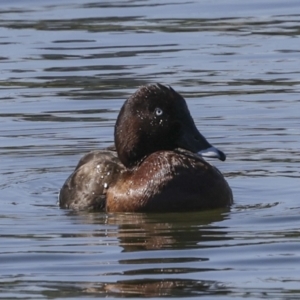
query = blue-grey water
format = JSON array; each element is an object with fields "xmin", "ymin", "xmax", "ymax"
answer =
[{"xmin": 1, "ymin": 0, "xmax": 300, "ymax": 299}]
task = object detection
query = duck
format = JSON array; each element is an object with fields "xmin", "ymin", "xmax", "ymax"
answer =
[{"xmin": 59, "ymin": 83, "xmax": 233, "ymax": 212}]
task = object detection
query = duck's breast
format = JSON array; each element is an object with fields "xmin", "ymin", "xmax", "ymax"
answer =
[{"xmin": 106, "ymin": 150, "xmax": 232, "ymax": 212}]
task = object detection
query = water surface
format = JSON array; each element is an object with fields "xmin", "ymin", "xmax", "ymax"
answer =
[{"xmin": 1, "ymin": 0, "xmax": 300, "ymax": 299}]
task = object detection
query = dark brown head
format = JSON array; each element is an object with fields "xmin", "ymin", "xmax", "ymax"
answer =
[{"xmin": 115, "ymin": 83, "xmax": 225, "ymax": 168}]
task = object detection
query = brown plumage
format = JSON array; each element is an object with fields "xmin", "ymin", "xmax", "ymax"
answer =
[{"xmin": 59, "ymin": 84, "xmax": 233, "ymax": 212}]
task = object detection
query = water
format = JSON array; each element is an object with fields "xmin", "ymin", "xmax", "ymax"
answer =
[{"xmin": 1, "ymin": 0, "xmax": 300, "ymax": 299}]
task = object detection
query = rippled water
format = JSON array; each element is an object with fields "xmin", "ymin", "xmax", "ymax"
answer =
[{"xmin": 1, "ymin": 0, "xmax": 300, "ymax": 299}]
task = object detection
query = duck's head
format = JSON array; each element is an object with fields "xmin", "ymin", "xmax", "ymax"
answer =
[{"xmin": 115, "ymin": 83, "xmax": 226, "ymax": 168}]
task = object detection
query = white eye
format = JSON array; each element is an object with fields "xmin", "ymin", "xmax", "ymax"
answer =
[{"xmin": 155, "ymin": 107, "xmax": 163, "ymax": 116}]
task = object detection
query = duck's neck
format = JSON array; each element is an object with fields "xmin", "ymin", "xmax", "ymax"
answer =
[
  {"xmin": 114, "ymin": 112, "xmax": 145, "ymax": 168},
  {"xmin": 115, "ymin": 133, "xmax": 146, "ymax": 169}
]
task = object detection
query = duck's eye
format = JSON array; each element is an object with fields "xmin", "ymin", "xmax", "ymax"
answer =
[{"xmin": 155, "ymin": 107, "xmax": 163, "ymax": 116}]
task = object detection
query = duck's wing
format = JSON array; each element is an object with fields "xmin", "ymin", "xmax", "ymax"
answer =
[
  {"xmin": 59, "ymin": 150, "xmax": 124, "ymax": 211},
  {"xmin": 74, "ymin": 148, "xmax": 118, "ymax": 171}
]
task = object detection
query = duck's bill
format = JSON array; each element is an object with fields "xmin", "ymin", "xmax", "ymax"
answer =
[
  {"xmin": 178, "ymin": 121, "xmax": 226, "ymax": 161},
  {"xmin": 198, "ymin": 146, "xmax": 226, "ymax": 161}
]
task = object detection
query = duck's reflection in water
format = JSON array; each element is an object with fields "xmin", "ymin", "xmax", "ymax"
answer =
[
  {"xmin": 61, "ymin": 210, "xmax": 232, "ymax": 297},
  {"xmin": 89, "ymin": 278, "xmax": 229, "ymax": 297},
  {"xmin": 66, "ymin": 209, "xmax": 231, "ymax": 250}
]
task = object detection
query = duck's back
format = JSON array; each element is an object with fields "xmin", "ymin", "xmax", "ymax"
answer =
[{"xmin": 59, "ymin": 150, "xmax": 125, "ymax": 210}]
